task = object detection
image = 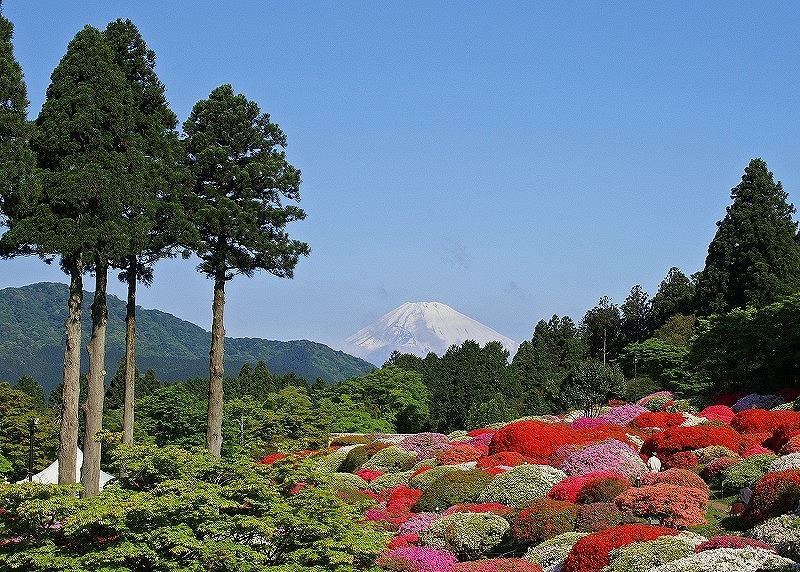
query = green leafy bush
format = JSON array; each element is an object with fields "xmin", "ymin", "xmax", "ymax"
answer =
[
  {"xmin": 410, "ymin": 465, "xmax": 467, "ymax": 491},
  {"xmin": 416, "ymin": 470, "xmax": 493, "ymax": 512},
  {"xmin": 361, "ymin": 445, "xmax": 417, "ymax": 472},
  {"xmin": 340, "ymin": 441, "xmax": 391, "ymax": 473},
  {"xmin": 369, "ymin": 470, "xmax": 414, "ymax": 492},
  {"xmin": 605, "ymin": 534, "xmax": 700, "ymax": 572},
  {"xmin": 721, "ymin": 453, "xmax": 780, "ymax": 490},
  {"xmin": 512, "ymin": 499, "xmax": 579, "ymax": 544}
]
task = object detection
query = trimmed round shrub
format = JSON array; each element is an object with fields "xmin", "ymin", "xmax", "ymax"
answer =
[
  {"xmin": 547, "ymin": 471, "xmax": 626, "ymax": 504},
  {"xmin": 452, "ymin": 559, "xmax": 544, "ymax": 572},
  {"xmin": 477, "ymin": 452, "xmax": 528, "ymax": 469},
  {"xmin": 377, "ymin": 546, "xmax": 458, "ymax": 572},
  {"xmin": 438, "ymin": 442, "xmax": 487, "ymax": 465},
  {"xmin": 560, "ymin": 439, "xmax": 646, "ymax": 479},
  {"xmin": 399, "ymin": 433, "xmax": 451, "ymax": 460},
  {"xmin": 661, "ymin": 450, "xmax": 700, "ymax": 470},
  {"xmin": 478, "ymin": 464, "xmax": 566, "ymax": 508},
  {"xmin": 416, "ymin": 469, "xmax": 494, "ymax": 512},
  {"xmin": 700, "ymin": 456, "xmax": 739, "ymax": 482},
  {"xmin": 720, "ymin": 453, "xmax": 780, "ymax": 490},
  {"xmin": 695, "ymin": 445, "xmax": 738, "ymax": 463},
  {"xmin": 411, "ymin": 464, "xmax": 469, "ymax": 491},
  {"xmin": 321, "ymin": 471, "xmax": 368, "ymax": 490},
  {"xmin": 512, "ymin": 499, "xmax": 579, "ymax": 545},
  {"xmin": 732, "ymin": 394, "xmax": 786, "ymax": 412},
  {"xmin": 562, "ymin": 524, "xmax": 680, "ymax": 572},
  {"xmin": 641, "ymin": 425, "xmax": 743, "ymax": 458},
  {"xmin": 575, "ymin": 475, "xmax": 631, "ymax": 504},
  {"xmin": 731, "ymin": 409, "xmax": 800, "ymax": 434},
  {"xmin": 369, "ymin": 470, "xmax": 414, "ymax": 492},
  {"xmin": 641, "ymin": 468, "xmax": 710, "ymax": 495},
  {"xmin": 630, "ymin": 412, "xmax": 684, "ymax": 430},
  {"xmin": 747, "ymin": 514, "xmax": 800, "ymax": 560},
  {"xmin": 698, "ymin": 404, "xmax": 735, "ymax": 423},
  {"xmin": 771, "ymin": 453, "xmax": 800, "ymax": 472},
  {"xmin": 574, "ymin": 502, "xmax": 623, "ymax": 532},
  {"xmin": 647, "ymin": 546, "xmax": 799, "ymax": 572},
  {"xmin": 638, "ymin": 391, "xmax": 674, "ymax": 412},
  {"xmin": 694, "ymin": 535, "xmax": 775, "ymax": 552},
  {"xmin": 361, "ymin": 445, "xmax": 418, "ymax": 472},
  {"xmin": 745, "ymin": 468, "xmax": 800, "ymax": 522},
  {"xmin": 421, "ymin": 511, "xmax": 510, "ymax": 559},
  {"xmin": 598, "ymin": 404, "xmax": 649, "ymax": 426},
  {"xmin": 340, "ymin": 441, "xmax": 391, "ymax": 472},
  {"xmin": 314, "ymin": 445, "xmax": 357, "ymax": 473},
  {"xmin": 605, "ymin": 535, "xmax": 697, "ymax": 572},
  {"xmin": 523, "ymin": 532, "xmax": 587, "ymax": 572},
  {"xmin": 489, "ymin": 420, "xmax": 581, "ymax": 463},
  {"xmin": 614, "ymin": 484, "xmax": 708, "ymax": 528},
  {"xmin": 444, "ymin": 503, "xmax": 514, "ymax": 518}
]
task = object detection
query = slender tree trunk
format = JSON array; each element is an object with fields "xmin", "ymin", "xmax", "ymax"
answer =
[
  {"xmin": 81, "ymin": 259, "xmax": 108, "ymax": 497},
  {"xmin": 206, "ymin": 274, "xmax": 226, "ymax": 458},
  {"xmin": 122, "ymin": 256, "xmax": 137, "ymax": 447},
  {"xmin": 58, "ymin": 257, "xmax": 82, "ymax": 485}
]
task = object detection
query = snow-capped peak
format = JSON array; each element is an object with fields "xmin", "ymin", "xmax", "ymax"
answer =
[{"xmin": 339, "ymin": 302, "xmax": 518, "ymax": 365}]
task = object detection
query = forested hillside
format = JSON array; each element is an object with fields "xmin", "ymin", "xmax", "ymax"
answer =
[{"xmin": 0, "ymin": 282, "xmax": 375, "ymax": 392}]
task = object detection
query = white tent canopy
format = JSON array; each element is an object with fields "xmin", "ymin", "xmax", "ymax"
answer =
[{"xmin": 17, "ymin": 448, "xmax": 114, "ymax": 489}]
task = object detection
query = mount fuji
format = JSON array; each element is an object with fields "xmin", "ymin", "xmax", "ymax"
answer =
[{"xmin": 339, "ymin": 302, "xmax": 519, "ymax": 366}]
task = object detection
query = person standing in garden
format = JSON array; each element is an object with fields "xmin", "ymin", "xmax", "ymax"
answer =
[{"xmin": 647, "ymin": 452, "xmax": 661, "ymax": 472}]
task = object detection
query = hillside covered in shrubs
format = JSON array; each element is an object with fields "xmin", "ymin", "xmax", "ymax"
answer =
[{"xmin": 3, "ymin": 388, "xmax": 800, "ymax": 571}]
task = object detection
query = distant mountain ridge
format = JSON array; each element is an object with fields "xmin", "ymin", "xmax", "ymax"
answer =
[
  {"xmin": 339, "ymin": 301, "xmax": 518, "ymax": 365},
  {"xmin": 0, "ymin": 282, "xmax": 375, "ymax": 393}
]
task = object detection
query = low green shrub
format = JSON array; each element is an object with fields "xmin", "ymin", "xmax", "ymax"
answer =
[
  {"xmin": 421, "ymin": 511, "xmax": 510, "ymax": 559},
  {"xmin": 416, "ymin": 470, "xmax": 493, "ymax": 513}
]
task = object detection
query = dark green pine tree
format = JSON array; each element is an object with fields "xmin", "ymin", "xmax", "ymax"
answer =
[
  {"xmin": 620, "ymin": 284, "xmax": 651, "ymax": 345},
  {"xmin": 580, "ymin": 296, "xmax": 623, "ymax": 363},
  {"xmin": 26, "ymin": 26, "xmax": 135, "ymax": 496},
  {"xmin": 696, "ymin": 158, "xmax": 800, "ymax": 314},
  {"xmin": 102, "ymin": 19, "xmax": 194, "ymax": 449},
  {"xmin": 649, "ymin": 267, "xmax": 695, "ymax": 330},
  {"xmin": 183, "ymin": 85, "xmax": 309, "ymax": 458}
]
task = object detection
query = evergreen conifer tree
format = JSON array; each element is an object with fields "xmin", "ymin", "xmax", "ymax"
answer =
[
  {"xmin": 183, "ymin": 85, "xmax": 309, "ymax": 458},
  {"xmin": 696, "ymin": 158, "xmax": 800, "ymax": 314}
]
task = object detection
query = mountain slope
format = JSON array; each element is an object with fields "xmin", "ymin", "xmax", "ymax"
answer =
[
  {"xmin": 339, "ymin": 301, "xmax": 518, "ymax": 365},
  {"xmin": 0, "ymin": 282, "xmax": 375, "ymax": 393}
]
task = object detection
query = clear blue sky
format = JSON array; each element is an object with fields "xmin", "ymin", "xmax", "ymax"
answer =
[{"xmin": 2, "ymin": 1, "xmax": 800, "ymax": 350}]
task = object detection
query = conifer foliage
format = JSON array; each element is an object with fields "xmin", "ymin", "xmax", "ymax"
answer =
[{"xmin": 696, "ymin": 158, "xmax": 800, "ymax": 314}]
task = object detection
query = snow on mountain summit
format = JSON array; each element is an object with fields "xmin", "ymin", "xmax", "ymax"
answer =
[{"xmin": 339, "ymin": 302, "xmax": 519, "ymax": 366}]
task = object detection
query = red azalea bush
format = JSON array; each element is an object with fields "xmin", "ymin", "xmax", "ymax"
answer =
[
  {"xmin": 764, "ymin": 423, "xmax": 800, "ymax": 452},
  {"xmin": 467, "ymin": 428, "xmax": 496, "ymax": 438},
  {"xmin": 575, "ymin": 476, "xmax": 631, "ymax": 504},
  {"xmin": 661, "ymin": 450, "xmax": 700, "ymax": 470},
  {"xmin": 698, "ymin": 405, "xmax": 735, "ymax": 423},
  {"xmin": 366, "ymin": 485, "xmax": 423, "ymax": 529},
  {"xmin": 356, "ymin": 468, "xmax": 385, "ymax": 482},
  {"xmin": 489, "ymin": 420, "xmax": 580, "ymax": 463},
  {"xmin": 700, "ymin": 456, "xmax": 739, "ymax": 481},
  {"xmin": 641, "ymin": 425, "xmax": 743, "ymax": 458},
  {"xmin": 614, "ymin": 484, "xmax": 708, "ymax": 528},
  {"xmin": 484, "ymin": 466, "xmax": 508, "ymax": 476},
  {"xmin": 630, "ymin": 412, "xmax": 684, "ymax": 430},
  {"xmin": 443, "ymin": 503, "xmax": 513, "ymax": 517},
  {"xmin": 258, "ymin": 452, "xmax": 288, "ymax": 465},
  {"xmin": 574, "ymin": 502, "xmax": 623, "ymax": 532},
  {"xmin": 452, "ymin": 559, "xmax": 544, "ymax": 572},
  {"xmin": 711, "ymin": 394, "xmax": 747, "ymax": 407},
  {"xmin": 563, "ymin": 524, "xmax": 679, "ymax": 572},
  {"xmin": 437, "ymin": 442, "xmax": 488, "ymax": 465},
  {"xmin": 694, "ymin": 535, "xmax": 776, "ymax": 552},
  {"xmin": 731, "ymin": 409, "xmax": 800, "ymax": 434},
  {"xmin": 745, "ymin": 468, "xmax": 800, "ymax": 522},
  {"xmin": 641, "ymin": 468, "xmax": 710, "ymax": 495},
  {"xmin": 781, "ymin": 434, "xmax": 800, "ymax": 454},
  {"xmin": 387, "ymin": 533, "xmax": 420, "ymax": 549},
  {"xmin": 547, "ymin": 472, "xmax": 626, "ymax": 503},
  {"xmin": 477, "ymin": 452, "xmax": 528, "ymax": 469},
  {"xmin": 512, "ymin": 499, "xmax": 580, "ymax": 544}
]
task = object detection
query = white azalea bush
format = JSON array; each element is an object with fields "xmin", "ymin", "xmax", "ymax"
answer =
[
  {"xmin": 770, "ymin": 453, "xmax": 800, "ymax": 473},
  {"xmin": 524, "ymin": 531, "xmax": 587, "ymax": 572},
  {"xmin": 648, "ymin": 547, "xmax": 800, "ymax": 572},
  {"xmin": 747, "ymin": 514, "xmax": 800, "ymax": 560},
  {"xmin": 420, "ymin": 511, "xmax": 510, "ymax": 559},
  {"xmin": 477, "ymin": 464, "xmax": 566, "ymax": 507}
]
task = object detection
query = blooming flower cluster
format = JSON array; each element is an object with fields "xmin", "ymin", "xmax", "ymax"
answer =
[
  {"xmin": 747, "ymin": 514, "xmax": 800, "ymax": 560},
  {"xmin": 604, "ymin": 534, "xmax": 698, "ymax": 572},
  {"xmin": 524, "ymin": 531, "xmax": 587, "ymax": 572},
  {"xmin": 399, "ymin": 433, "xmax": 451, "ymax": 460},
  {"xmin": 746, "ymin": 468, "xmax": 800, "ymax": 522},
  {"xmin": 694, "ymin": 535, "xmax": 775, "ymax": 552},
  {"xmin": 732, "ymin": 393, "xmax": 786, "ymax": 413},
  {"xmin": 597, "ymin": 404, "xmax": 649, "ymax": 426},
  {"xmin": 377, "ymin": 545, "xmax": 458, "ymax": 572},
  {"xmin": 771, "ymin": 453, "xmax": 800, "ymax": 472},
  {"xmin": 641, "ymin": 468, "xmax": 710, "ymax": 495},
  {"xmin": 562, "ymin": 524, "xmax": 680, "ymax": 572},
  {"xmin": 574, "ymin": 502, "xmax": 623, "ymax": 532},
  {"xmin": 614, "ymin": 484, "xmax": 708, "ymax": 528},
  {"xmin": 478, "ymin": 464, "xmax": 566, "ymax": 508},
  {"xmin": 697, "ymin": 405, "xmax": 735, "ymax": 423},
  {"xmin": 559, "ymin": 439, "xmax": 646, "ymax": 479},
  {"xmin": 630, "ymin": 411, "xmax": 685, "ymax": 430},
  {"xmin": 647, "ymin": 547, "xmax": 799, "ymax": 572},
  {"xmin": 547, "ymin": 471, "xmax": 626, "ymax": 503}
]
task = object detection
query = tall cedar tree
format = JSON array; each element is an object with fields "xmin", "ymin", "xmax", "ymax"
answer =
[
  {"xmin": 580, "ymin": 296, "xmax": 623, "ymax": 364},
  {"xmin": 27, "ymin": 26, "xmax": 135, "ymax": 495},
  {"xmin": 183, "ymin": 85, "xmax": 309, "ymax": 458},
  {"xmin": 620, "ymin": 284, "xmax": 651, "ymax": 345},
  {"xmin": 102, "ymin": 20, "xmax": 194, "ymax": 448},
  {"xmin": 696, "ymin": 158, "xmax": 800, "ymax": 314},
  {"xmin": 649, "ymin": 267, "xmax": 695, "ymax": 330}
]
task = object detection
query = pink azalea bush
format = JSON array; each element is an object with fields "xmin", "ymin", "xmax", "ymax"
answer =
[
  {"xmin": 377, "ymin": 546, "xmax": 458, "ymax": 572},
  {"xmin": 560, "ymin": 439, "xmax": 647, "ymax": 479},
  {"xmin": 614, "ymin": 483, "xmax": 708, "ymax": 528},
  {"xmin": 598, "ymin": 404, "xmax": 649, "ymax": 426}
]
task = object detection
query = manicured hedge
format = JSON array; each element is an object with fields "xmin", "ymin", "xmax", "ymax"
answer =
[
  {"xmin": 512, "ymin": 498, "xmax": 579, "ymax": 544},
  {"xmin": 415, "ymin": 469, "xmax": 493, "ymax": 513}
]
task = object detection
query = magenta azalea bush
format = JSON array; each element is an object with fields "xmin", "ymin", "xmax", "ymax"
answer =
[
  {"xmin": 399, "ymin": 433, "xmax": 451, "ymax": 460},
  {"xmin": 377, "ymin": 545, "xmax": 458, "ymax": 572},
  {"xmin": 598, "ymin": 404, "xmax": 649, "ymax": 426}
]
